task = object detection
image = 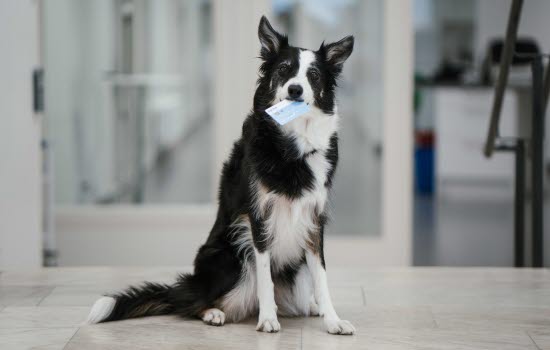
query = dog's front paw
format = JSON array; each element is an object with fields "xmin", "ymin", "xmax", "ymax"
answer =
[
  {"xmin": 256, "ymin": 316, "xmax": 281, "ymax": 333},
  {"xmin": 325, "ymin": 319, "xmax": 355, "ymax": 335}
]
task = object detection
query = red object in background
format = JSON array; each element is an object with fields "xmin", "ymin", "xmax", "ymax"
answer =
[{"xmin": 415, "ymin": 130, "xmax": 435, "ymax": 148}]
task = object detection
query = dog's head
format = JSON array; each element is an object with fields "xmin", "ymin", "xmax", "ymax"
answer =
[{"xmin": 254, "ymin": 16, "xmax": 354, "ymax": 115}]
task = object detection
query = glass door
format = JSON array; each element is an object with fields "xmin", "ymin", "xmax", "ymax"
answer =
[{"xmin": 43, "ymin": 0, "xmax": 213, "ymax": 206}]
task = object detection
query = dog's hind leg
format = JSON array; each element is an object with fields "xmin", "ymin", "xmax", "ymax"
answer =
[
  {"xmin": 309, "ymin": 296, "xmax": 320, "ymax": 316},
  {"xmin": 275, "ymin": 264, "xmax": 316, "ymax": 317},
  {"xmin": 292, "ymin": 264, "xmax": 315, "ymax": 316}
]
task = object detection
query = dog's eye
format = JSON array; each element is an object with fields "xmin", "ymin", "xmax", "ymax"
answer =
[
  {"xmin": 278, "ymin": 64, "xmax": 289, "ymax": 75},
  {"xmin": 309, "ymin": 70, "xmax": 320, "ymax": 81}
]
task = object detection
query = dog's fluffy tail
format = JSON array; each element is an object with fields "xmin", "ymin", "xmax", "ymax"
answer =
[{"xmin": 87, "ymin": 273, "xmax": 207, "ymax": 324}]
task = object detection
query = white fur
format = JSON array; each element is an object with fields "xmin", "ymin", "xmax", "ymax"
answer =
[
  {"xmin": 324, "ymin": 319, "xmax": 356, "ymax": 335},
  {"xmin": 222, "ymin": 216, "xmax": 259, "ymax": 323},
  {"xmin": 278, "ymin": 51, "xmax": 340, "ymax": 155},
  {"xmin": 276, "ymin": 264, "xmax": 313, "ymax": 317},
  {"xmin": 202, "ymin": 308, "xmax": 225, "ymax": 326},
  {"xmin": 229, "ymin": 215, "xmax": 254, "ymax": 263},
  {"xmin": 255, "ymin": 183, "xmax": 315, "ymax": 270},
  {"xmin": 224, "ymin": 217, "xmax": 316, "ymax": 321},
  {"xmin": 254, "ymin": 249, "xmax": 280, "ymax": 333},
  {"xmin": 220, "ymin": 257, "xmax": 258, "ymax": 322},
  {"xmin": 283, "ymin": 105, "xmax": 339, "ymax": 155},
  {"xmin": 306, "ymin": 251, "xmax": 355, "ymax": 334},
  {"xmin": 274, "ymin": 49, "xmax": 340, "ymax": 155},
  {"xmin": 87, "ymin": 296, "xmax": 116, "ymax": 324},
  {"xmin": 251, "ymin": 145, "xmax": 332, "ymax": 271},
  {"xmin": 309, "ymin": 296, "xmax": 320, "ymax": 316}
]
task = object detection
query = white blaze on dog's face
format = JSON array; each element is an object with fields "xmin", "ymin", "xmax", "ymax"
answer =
[
  {"xmin": 256, "ymin": 16, "xmax": 354, "ymax": 116},
  {"xmin": 274, "ymin": 50, "xmax": 317, "ymax": 105}
]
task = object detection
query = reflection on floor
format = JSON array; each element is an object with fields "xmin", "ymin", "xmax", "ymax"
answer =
[
  {"xmin": 414, "ymin": 193, "xmax": 550, "ymax": 266},
  {"xmin": 1, "ymin": 267, "xmax": 549, "ymax": 349},
  {"xmin": 143, "ymin": 106, "xmax": 382, "ymax": 236}
]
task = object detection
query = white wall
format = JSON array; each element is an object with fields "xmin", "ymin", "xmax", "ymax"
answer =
[{"xmin": 0, "ymin": 0, "xmax": 42, "ymax": 267}]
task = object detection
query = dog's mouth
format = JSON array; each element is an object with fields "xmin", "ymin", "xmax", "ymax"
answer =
[
  {"xmin": 285, "ymin": 97, "xmax": 304, "ymax": 102},
  {"xmin": 281, "ymin": 97, "xmax": 308, "ymax": 104}
]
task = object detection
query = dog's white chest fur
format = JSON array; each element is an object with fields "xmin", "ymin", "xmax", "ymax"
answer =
[
  {"xmin": 256, "ymin": 153, "xmax": 330, "ymax": 268},
  {"xmin": 257, "ymin": 110, "xmax": 338, "ymax": 268},
  {"xmin": 283, "ymin": 107, "xmax": 338, "ymax": 155}
]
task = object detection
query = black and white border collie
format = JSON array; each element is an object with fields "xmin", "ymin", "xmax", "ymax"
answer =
[{"xmin": 88, "ymin": 16, "xmax": 355, "ymax": 335}]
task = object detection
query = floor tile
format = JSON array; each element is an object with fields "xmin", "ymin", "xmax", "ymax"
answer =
[
  {"xmin": 281, "ymin": 305, "xmax": 435, "ymax": 330},
  {"xmin": 329, "ymin": 286, "xmax": 364, "ymax": 306},
  {"xmin": 0, "ymin": 267, "xmax": 187, "ymax": 287},
  {"xmin": 302, "ymin": 327, "xmax": 538, "ymax": 350},
  {"xmin": 65, "ymin": 318, "xmax": 301, "ymax": 350},
  {"xmin": 432, "ymin": 305, "xmax": 550, "ymax": 332},
  {"xmin": 0, "ymin": 306, "xmax": 89, "ymax": 328},
  {"xmin": 0, "ymin": 327, "xmax": 77, "ymax": 350},
  {"xmin": 39, "ymin": 286, "xmax": 117, "ymax": 307},
  {"xmin": 0, "ymin": 286, "xmax": 54, "ymax": 307},
  {"xmin": 527, "ymin": 328, "xmax": 550, "ymax": 350}
]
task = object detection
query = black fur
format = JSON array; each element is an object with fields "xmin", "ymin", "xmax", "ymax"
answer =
[
  {"xmin": 97, "ymin": 16, "xmax": 353, "ymax": 324},
  {"xmin": 102, "ymin": 282, "xmax": 173, "ymax": 322}
]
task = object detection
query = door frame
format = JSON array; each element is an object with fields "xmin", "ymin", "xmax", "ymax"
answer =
[{"xmin": 0, "ymin": 0, "xmax": 43, "ymax": 268}]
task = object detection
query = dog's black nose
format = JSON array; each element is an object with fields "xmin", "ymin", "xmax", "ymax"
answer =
[{"xmin": 288, "ymin": 84, "xmax": 303, "ymax": 99}]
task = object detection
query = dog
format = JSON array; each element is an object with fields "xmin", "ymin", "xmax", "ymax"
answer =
[{"xmin": 87, "ymin": 16, "xmax": 355, "ymax": 335}]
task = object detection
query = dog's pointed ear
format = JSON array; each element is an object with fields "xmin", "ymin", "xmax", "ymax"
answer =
[
  {"xmin": 258, "ymin": 16, "xmax": 286, "ymax": 56},
  {"xmin": 320, "ymin": 36, "xmax": 354, "ymax": 67}
]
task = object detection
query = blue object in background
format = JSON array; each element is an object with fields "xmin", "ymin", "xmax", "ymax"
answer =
[{"xmin": 415, "ymin": 130, "xmax": 435, "ymax": 195}]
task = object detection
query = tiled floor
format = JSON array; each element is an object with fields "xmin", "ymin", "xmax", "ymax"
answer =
[{"xmin": 1, "ymin": 267, "xmax": 549, "ymax": 349}]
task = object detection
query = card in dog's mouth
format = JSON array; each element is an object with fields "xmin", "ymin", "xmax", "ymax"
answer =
[{"xmin": 265, "ymin": 99, "xmax": 310, "ymax": 125}]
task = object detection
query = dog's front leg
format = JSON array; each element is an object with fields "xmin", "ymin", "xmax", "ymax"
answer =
[
  {"xmin": 250, "ymin": 215, "xmax": 280, "ymax": 333},
  {"xmin": 253, "ymin": 248, "xmax": 280, "ymax": 332},
  {"xmin": 306, "ymin": 250, "xmax": 355, "ymax": 335}
]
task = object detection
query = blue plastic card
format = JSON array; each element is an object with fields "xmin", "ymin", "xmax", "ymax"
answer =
[{"xmin": 265, "ymin": 100, "xmax": 310, "ymax": 125}]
